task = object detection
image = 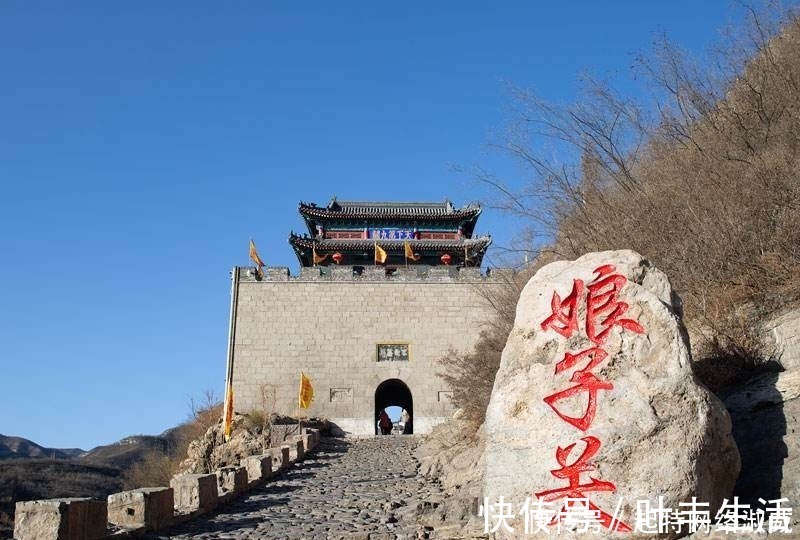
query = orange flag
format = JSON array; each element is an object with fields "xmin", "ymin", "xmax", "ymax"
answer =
[
  {"xmin": 249, "ymin": 239, "xmax": 265, "ymax": 267},
  {"xmin": 374, "ymin": 243, "xmax": 388, "ymax": 265},
  {"xmin": 313, "ymin": 244, "xmax": 329, "ymax": 266},
  {"xmin": 404, "ymin": 241, "xmax": 421, "ymax": 262},
  {"xmin": 223, "ymin": 383, "xmax": 234, "ymax": 440},
  {"xmin": 299, "ymin": 372, "xmax": 314, "ymax": 409}
]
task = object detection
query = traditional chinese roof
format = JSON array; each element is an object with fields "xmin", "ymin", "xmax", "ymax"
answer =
[
  {"xmin": 298, "ymin": 198, "xmax": 481, "ymax": 233},
  {"xmin": 288, "ymin": 232, "xmax": 492, "ymax": 267},
  {"xmin": 289, "ymin": 233, "xmax": 491, "ymax": 252}
]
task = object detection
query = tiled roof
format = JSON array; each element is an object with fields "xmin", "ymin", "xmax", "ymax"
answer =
[
  {"xmin": 298, "ymin": 199, "xmax": 481, "ymax": 220},
  {"xmin": 288, "ymin": 233, "xmax": 492, "ymax": 252}
]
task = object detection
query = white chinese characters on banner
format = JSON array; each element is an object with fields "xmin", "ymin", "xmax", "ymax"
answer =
[{"xmin": 370, "ymin": 228, "xmax": 415, "ymax": 240}]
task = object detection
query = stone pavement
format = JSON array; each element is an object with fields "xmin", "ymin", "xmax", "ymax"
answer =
[{"xmin": 151, "ymin": 436, "xmax": 448, "ymax": 540}]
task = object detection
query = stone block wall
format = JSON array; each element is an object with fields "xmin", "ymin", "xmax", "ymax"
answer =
[
  {"xmin": 230, "ymin": 265, "xmax": 508, "ymax": 435},
  {"xmin": 107, "ymin": 487, "xmax": 173, "ymax": 531},
  {"xmin": 14, "ymin": 498, "xmax": 107, "ymax": 540}
]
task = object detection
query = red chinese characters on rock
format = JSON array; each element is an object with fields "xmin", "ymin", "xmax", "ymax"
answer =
[
  {"xmin": 535, "ymin": 436, "xmax": 631, "ymax": 532},
  {"xmin": 585, "ymin": 264, "xmax": 645, "ymax": 345},
  {"xmin": 543, "ymin": 347, "xmax": 612, "ymax": 432},
  {"xmin": 535, "ymin": 264, "xmax": 645, "ymax": 533},
  {"xmin": 540, "ymin": 278, "xmax": 584, "ymax": 339},
  {"xmin": 540, "ymin": 265, "xmax": 645, "ymax": 344}
]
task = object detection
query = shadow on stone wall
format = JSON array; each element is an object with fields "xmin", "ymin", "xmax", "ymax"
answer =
[{"xmin": 724, "ymin": 372, "xmax": 788, "ymax": 509}]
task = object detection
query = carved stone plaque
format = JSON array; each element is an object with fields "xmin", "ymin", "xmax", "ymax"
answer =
[
  {"xmin": 376, "ymin": 343, "xmax": 410, "ymax": 362},
  {"xmin": 329, "ymin": 388, "xmax": 353, "ymax": 403}
]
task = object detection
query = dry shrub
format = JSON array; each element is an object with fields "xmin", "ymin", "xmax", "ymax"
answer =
[
  {"xmin": 123, "ymin": 391, "xmax": 221, "ymax": 488},
  {"xmin": 438, "ymin": 332, "xmax": 505, "ymax": 432},
  {"xmin": 182, "ymin": 390, "xmax": 224, "ymax": 443},
  {"xmin": 124, "ymin": 449, "xmax": 175, "ymax": 488},
  {"xmin": 438, "ymin": 268, "xmax": 533, "ymax": 429},
  {"xmin": 478, "ymin": 5, "xmax": 800, "ymax": 390},
  {"xmin": 242, "ymin": 410, "xmax": 267, "ymax": 432}
]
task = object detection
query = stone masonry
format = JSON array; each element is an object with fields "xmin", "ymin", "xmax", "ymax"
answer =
[
  {"xmin": 157, "ymin": 436, "xmax": 448, "ymax": 540},
  {"xmin": 230, "ymin": 265, "xmax": 509, "ymax": 435}
]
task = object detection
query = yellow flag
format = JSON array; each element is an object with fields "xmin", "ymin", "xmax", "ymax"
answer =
[
  {"xmin": 375, "ymin": 243, "xmax": 387, "ymax": 265},
  {"xmin": 249, "ymin": 239, "xmax": 265, "ymax": 268},
  {"xmin": 404, "ymin": 241, "xmax": 420, "ymax": 262},
  {"xmin": 299, "ymin": 372, "xmax": 314, "ymax": 409},
  {"xmin": 223, "ymin": 383, "xmax": 234, "ymax": 440}
]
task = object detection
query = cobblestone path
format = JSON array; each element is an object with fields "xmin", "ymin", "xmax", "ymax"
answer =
[{"xmin": 156, "ymin": 436, "xmax": 446, "ymax": 540}]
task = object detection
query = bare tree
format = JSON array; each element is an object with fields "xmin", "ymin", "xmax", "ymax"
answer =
[{"xmin": 481, "ymin": 5, "xmax": 800, "ymax": 366}]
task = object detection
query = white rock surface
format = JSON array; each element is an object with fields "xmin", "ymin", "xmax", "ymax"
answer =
[
  {"xmin": 764, "ymin": 308, "xmax": 800, "ymax": 372},
  {"xmin": 484, "ymin": 250, "xmax": 739, "ymax": 539}
]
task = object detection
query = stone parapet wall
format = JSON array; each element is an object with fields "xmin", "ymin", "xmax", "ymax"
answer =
[{"xmin": 13, "ymin": 429, "xmax": 321, "ymax": 540}]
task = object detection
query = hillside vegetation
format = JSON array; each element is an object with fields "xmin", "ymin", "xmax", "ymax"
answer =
[
  {"xmin": 0, "ymin": 460, "xmax": 123, "ymax": 537},
  {"xmin": 0, "ymin": 394, "xmax": 221, "ymax": 535},
  {"xmin": 443, "ymin": 6, "xmax": 800, "ymax": 429}
]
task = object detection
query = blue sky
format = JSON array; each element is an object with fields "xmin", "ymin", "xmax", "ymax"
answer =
[{"xmin": 0, "ymin": 2, "xmax": 750, "ymax": 449}]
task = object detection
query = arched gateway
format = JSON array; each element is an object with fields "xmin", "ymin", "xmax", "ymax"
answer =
[{"xmin": 374, "ymin": 379, "xmax": 413, "ymax": 434}]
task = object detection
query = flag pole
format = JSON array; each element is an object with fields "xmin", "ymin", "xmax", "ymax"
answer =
[
  {"xmin": 222, "ymin": 265, "xmax": 240, "ymax": 441},
  {"xmin": 298, "ymin": 372, "xmax": 303, "ymax": 438}
]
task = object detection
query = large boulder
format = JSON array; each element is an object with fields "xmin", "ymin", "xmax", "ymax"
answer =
[
  {"xmin": 484, "ymin": 250, "xmax": 739, "ymax": 539},
  {"xmin": 178, "ymin": 414, "xmax": 331, "ymax": 474}
]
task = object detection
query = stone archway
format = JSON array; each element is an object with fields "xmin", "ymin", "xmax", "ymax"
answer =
[{"xmin": 374, "ymin": 379, "xmax": 413, "ymax": 434}]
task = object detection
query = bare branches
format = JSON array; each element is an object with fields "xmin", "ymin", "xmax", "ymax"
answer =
[
  {"xmin": 481, "ymin": 4, "xmax": 800, "ymax": 370},
  {"xmin": 447, "ymin": 5, "xmax": 800, "ymax": 432}
]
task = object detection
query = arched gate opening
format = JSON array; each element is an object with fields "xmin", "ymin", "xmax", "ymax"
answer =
[{"xmin": 374, "ymin": 379, "xmax": 413, "ymax": 435}]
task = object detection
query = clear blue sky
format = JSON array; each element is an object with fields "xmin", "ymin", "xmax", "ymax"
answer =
[{"xmin": 0, "ymin": 2, "xmax": 749, "ymax": 449}]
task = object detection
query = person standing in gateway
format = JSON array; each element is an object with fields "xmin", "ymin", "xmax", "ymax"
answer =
[
  {"xmin": 378, "ymin": 409, "xmax": 392, "ymax": 435},
  {"xmin": 401, "ymin": 409, "xmax": 412, "ymax": 435}
]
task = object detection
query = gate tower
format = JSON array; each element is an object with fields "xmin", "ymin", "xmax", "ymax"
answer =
[{"xmin": 226, "ymin": 198, "xmax": 509, "ymax": 435}]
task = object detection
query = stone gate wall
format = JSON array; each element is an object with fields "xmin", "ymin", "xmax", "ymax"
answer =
[{"xmin": 230, "ymin": 265, "xmax": 508, "ymax": 435}]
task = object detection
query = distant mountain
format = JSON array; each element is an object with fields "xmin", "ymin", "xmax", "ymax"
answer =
[
  {"xmin": 0, "ymin": 430, "xmax": 186, "ymax": 469},
  {"xmin": 0, "ymin": 434, "xmax": 85, "ymax": 460},
  {"xmin": 0, "ymin": 430, "xmax": 185, "ymax": 536},
  {"xmin": 78, "ymin": 435, "xmax": 172, "ymax": 469}
]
